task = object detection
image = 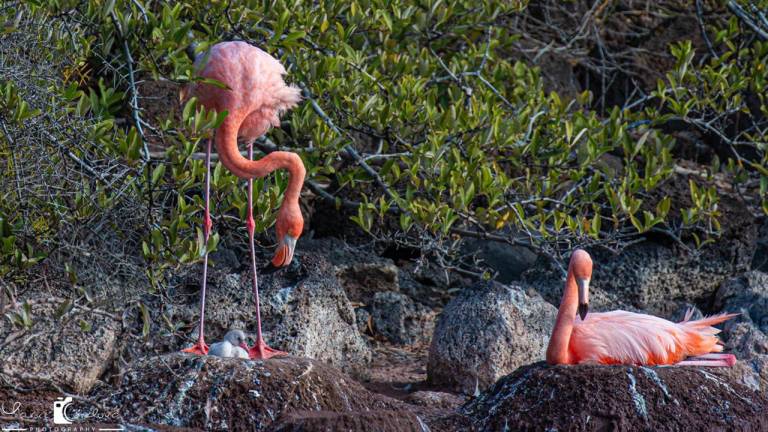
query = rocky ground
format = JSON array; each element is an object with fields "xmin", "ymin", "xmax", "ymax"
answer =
[{"xmin": 2, "ymin": 181, "xmax": 768, "ymax": 430}]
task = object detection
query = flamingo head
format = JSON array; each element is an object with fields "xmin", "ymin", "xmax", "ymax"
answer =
[
  {"xmin": 269, "ymin": 201, "xmax": 303, "ymax": 269},
  {"xmin": 569, "ymin": 249, "xmax": 593, "ymax": 320},
  {"xmin": 224, "ymin": 329, "xmax": 249, "ymax": 351}
]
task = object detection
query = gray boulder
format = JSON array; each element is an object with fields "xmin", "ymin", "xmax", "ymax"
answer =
[
  {"xmin": 715, "ymin": 271, "xmax": 768, "ymax": 333},
  {"xmin": 0, "ymin": 298, "xmax": 120, "ymax": 393},
  {"xmin": 719, "ymin": 321, "xmax": 768, "ymax": 394},
  {"xmin": 427, "ymin": 281, "xmax": 557, "ymax": 394},
  {"xmin": 371, "ymin": 292, "xmax": 435, "ymax": 345},
  {"xmin": 355, "ymin": 307, "xmax": 373, "ymax": 335},
  {"xmin": 171, "ymin": 251, "xmax": 371, "ymax": 372},
  {"xmin": 713, "ymin": 272, "xmax": 768, "ymax": 394}
]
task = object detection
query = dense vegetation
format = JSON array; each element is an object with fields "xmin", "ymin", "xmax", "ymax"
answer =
[{"xmin": 1, "ymin": 0, "xmax": 767, "ymax": 300}]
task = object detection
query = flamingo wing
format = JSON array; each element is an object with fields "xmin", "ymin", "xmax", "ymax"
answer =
[{"xmin": 569, "ymin": 311, "xmax": 691, "ymax": 365}]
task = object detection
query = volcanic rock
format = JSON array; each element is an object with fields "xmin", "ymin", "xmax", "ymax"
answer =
[
  {"xmin": 465, "ymin": 362, "xmax": 768, "ymax": 431},
  {"xmin": 101, "ymin": 353, "xmax": 408, "ymax": 431},
  {"xmin": 371, "ymin": 291, "xmax": 435, "ymax": 345},
  {"xmin": 427, "ymin": 281, "xmax": 557, "ymax": 394},
  {"xmin": 0, "ymin": 298, "xmax": 120, "ymax": 393}
]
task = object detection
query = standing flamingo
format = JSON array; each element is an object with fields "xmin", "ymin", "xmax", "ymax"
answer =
[
  {"xmin": 546, "ymin": 249, "xmax": 738, "ymax": 366},
  {"xmin": 181, "ymin": 41, "xmax": 304, "ymax": 359}
]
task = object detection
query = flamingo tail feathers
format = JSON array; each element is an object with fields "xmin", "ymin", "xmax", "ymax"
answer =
[
  {"xmin": 679, "ymin": 312, "xmax": 738, "ymax": 357},
  {"xmin": 680, "ymin": 311, "xmax": 739, "ymax": 327}
]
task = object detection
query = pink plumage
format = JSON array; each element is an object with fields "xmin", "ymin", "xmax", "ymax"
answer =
[
  {"xmin": 185, "ymin": 41, "xmax": 301, "ymax": 141},
  {"xmin": 546, "ymin": 249, "xmax": 738, "ymax": 367},
  {"xmin": 569, "ymin": 310, "xmax": 737, "ymax": 365}
]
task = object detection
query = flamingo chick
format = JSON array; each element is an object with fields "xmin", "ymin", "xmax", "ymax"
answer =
[
  {"xmin": 181, "ymin": 41, "xmax": 304, "ymax": 360},
  {"xmin": 209, "ymin": 330, "xmax": 250, "ymax": 359},
  {"xmin": 546, "ymin": 249, "xmax": 738, "ymax": 367}
]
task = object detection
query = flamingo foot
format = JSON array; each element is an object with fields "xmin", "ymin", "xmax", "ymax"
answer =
[
  {"xmin": 182, "ymin": 340, "xmax": 209, "ymax": 356},
  {"xmin": 248, "ymin": 339, "xmax": 287, "ymax": 360}
]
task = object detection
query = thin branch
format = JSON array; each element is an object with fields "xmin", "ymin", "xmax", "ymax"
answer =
[
  {"xmin": 727, "ymin": 1, "xmax": 768, "ymax": 40},
  {"xmin": 696, "ymin": 0, "xmax": 718, "ymax": 59},
  {"xmin": 110, "ymin": 12, "xmax": 150, "ymax": 163}
]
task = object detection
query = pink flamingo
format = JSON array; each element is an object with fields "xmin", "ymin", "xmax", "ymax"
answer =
[
  {"xmin": 546, "ymin": 249, "xmax": 737, "ymax": 366},
  {"xmin": 180, "ymin": 41, "xmax": 304, "ymax": 359}
]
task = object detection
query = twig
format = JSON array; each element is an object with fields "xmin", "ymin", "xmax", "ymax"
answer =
[
  {"xmin": 727, "ymin": 1, "xmax": 768, "ymax": 40},
  {"xmin": 302, "ymin": 86, "xmax": 404, "ymax": 207},
  {"xmin": 110, "ymin": 13, "xmax": 150, "ymax": 163},
  {"xmin": 696, "ymin": 0, "xmax": 718, "ymax": 59},
  {"xmin": 0, "ymin": 119, "xmax": 23, "ymax": 204}
]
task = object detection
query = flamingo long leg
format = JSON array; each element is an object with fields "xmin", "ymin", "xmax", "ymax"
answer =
[
  {"xmin": 687, "ymin": 353, "xmax": 736, "ymax": 361},
  {"xmin": 183, "ymin": 137, "xmax": 213, "ymax": 355},
  {"xmin": 673, "ymin": 354, "xmax": 736, "ymax": 367},
  {"xmin": 246, "ymin": 140, "xmax": 287, "ymax": 360},
  {"xmin": 673, "ymin": 360, "xmax": 734, "ymax": 367}
]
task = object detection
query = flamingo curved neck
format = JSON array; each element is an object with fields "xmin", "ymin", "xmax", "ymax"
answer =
[
  {"xmin": 214, "ymin": 119, "xmax": 306, "ymax": 202},
  {"xmin": 546, "ymin": 270, "xmax": 579, "ymax": 365}
]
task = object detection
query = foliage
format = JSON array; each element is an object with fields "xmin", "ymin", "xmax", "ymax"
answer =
[{"xmin": 0, "ymin": 0, "xmax": 766, "ymax": 287}]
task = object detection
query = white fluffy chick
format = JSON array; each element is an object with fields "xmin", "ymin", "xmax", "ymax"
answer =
[{"xmin": 209, "ymin": 329, "xmax": 250, "ymax": 359}]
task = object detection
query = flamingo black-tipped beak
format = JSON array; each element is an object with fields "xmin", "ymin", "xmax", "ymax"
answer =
[
  {"xmin": 578, "ymin": 303, "xmax": 589, "ymax": 320},
  {"xmin": 576, "ymin": 277, "xmax": 590, "ymax": 320}
]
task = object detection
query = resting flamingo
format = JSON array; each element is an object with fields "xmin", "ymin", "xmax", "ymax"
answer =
[
  {"xmin": 180, "ymin": 41, "xmax": 304, "ymax": 359},
  {"xmin": 546, "ymin": 249, "xmax": 737, "ymax": 366}
]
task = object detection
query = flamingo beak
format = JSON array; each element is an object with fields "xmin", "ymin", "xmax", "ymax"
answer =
[
  {"xmin": 239, "ymin": 342, "xmax": 249, "ymax": 350},
  {"xmin": 577, "ymin": 278, "xmax": 590, "ymax": 320},
  {"xmin": 270, "ymin": 235, "xmax": 297, "ymax": 268}
]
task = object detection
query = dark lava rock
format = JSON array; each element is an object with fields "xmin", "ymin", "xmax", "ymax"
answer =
[
  {"xmin": 715, "ymin": 271, "xmax": 768, "ymax": 333},
  {"xmin": 428, "ymin": 281, "xmax": 556, "ymax": 394},
  {"xmin": 463, "ymin": 238, "xmax": 538, "ymax": 283},
  {"xmin": 464, "ymin": 362, "xmax": 768, "ymax": 432},
  {"xmin": 372, "ymin": 291, "xmax": 435, "ymax": 345},
  {"xmin": 753, "ymin": 217, "xmax": 768, "ymax": 272},
  {"xmin": 720, "ymin": 321, "xmax": 768, "ymax": 393},
  {"xmin": 338, "ymin": 263, "xmax": 400, "ymax": 304},
  {"xmin": 355, "ymin": 306, "xmax": 373, "ymax": 335},
  {"xmin": 102, "ymin": 353, "xmax": 410, "ymax": 431},
  {"xmin": 273, "ymin": 410, "xmax": 427, "ymax": 432},
  {"xmin": 398, "ymin": 260, "xmax": 471, "ymax": 308},
  {"xmin": 301, "ymin": 237, "xmax": 400, "ymax": 304},
  {"xmin": 662, "ymin": 301, "xmax": 704, "ymax": 323}
]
